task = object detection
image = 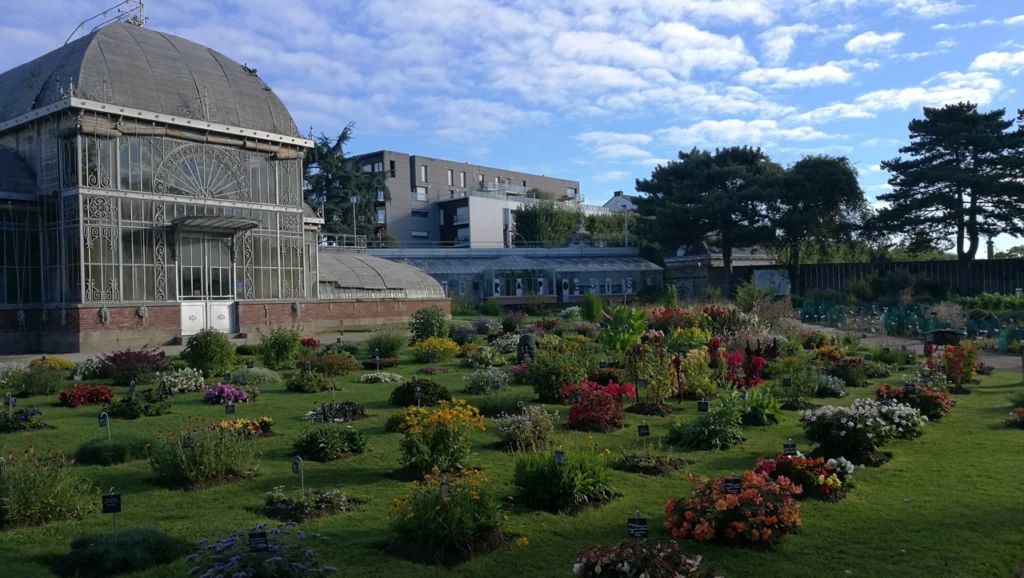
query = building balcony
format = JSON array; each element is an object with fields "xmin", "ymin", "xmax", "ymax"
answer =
[
  {"xmin": 452, "ymin": 215, "xmax": 469, "ymax": 225},
  {"xmin": 480, "ymin": 182, "xmax": 531, "ymax": 195}
]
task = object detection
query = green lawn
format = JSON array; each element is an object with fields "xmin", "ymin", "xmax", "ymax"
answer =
[{"xmin": 1, "ymin": 357, "xmax": 1023, "ymax": 577}]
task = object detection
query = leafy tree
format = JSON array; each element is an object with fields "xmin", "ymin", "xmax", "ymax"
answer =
[
  {"xmin": 303, "ymin": 123, "xmax": 390, "ymax": 236},
  {"xmin": 512, "ymin": 203, "xmax": 636, "ymax": 246},
  {"xmin": 873, "ymin": 102, "xmax": 1024, "ymax": 288},
  {"xmin": 766, "ymin": 156, "xmax": 866, "ymax": 294},
  {"xmin": 635, "ymin": 146, "xmax": 780, "ymax": 296},
  {"xmin": 994, "ymin": 245, "xmax": 1024, "ymax": 259}
]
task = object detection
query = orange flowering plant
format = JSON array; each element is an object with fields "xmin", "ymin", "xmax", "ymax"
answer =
[
  {"xmin": 388, "ymin": 468, "xmax": 508, "ymax": 566},
  {"xmin": 664, "ymin": 471, "xmax": 802, "ymax": 546},
  {"xmin": 941, "ymin": 343, "xmax": 978, "ymax": 391}
]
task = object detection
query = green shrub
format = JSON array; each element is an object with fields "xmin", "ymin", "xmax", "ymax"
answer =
[
  {"xmin": 867, "ymin": 345, "xmax": 914, "ymax": 366},
  {"xmin": 103, "ymin": 389, "xmax": 171, "ymax": 420},
  {"xmin": 257, "ymin": 328, "xmax": 302, "ymax": 370},
  {"xmin": 0, "ymin": 447, "xmax": 94, "ymax": 529},
  {"xmin": 327, "ymin": 341, "xmax": 361, "ymax": 356},
  {"xmin": 582, "ymin": 293, "xmax": 603, "ymax": 323},
  {"xmin": 51, "ymin": 526, "xmax": 189, "ymax": 578},
  {"xmin": 474, "ymin": 391, "xmax": 534, "ymax": 417},
  {"xmin": 262, "ymin": 485, "xmax": 357, "ymax": 523},
  {"xmin": 668, "ymin": 401, "xmax": 744, "ymax": 450},
  {"xmin": 735, "ymin": 281, "xmax": 772, "ymax": 313},
  {"xmin": 610, "ymin": 447, "xmax": 688, "ymax": 476},
  {"xmin": 410, "ymin": 305, "xmax": 449, "ymax": 342},
  {"xmin": 235, "ymin": 343, "xmax": 259, "ymax": 356},
  {"xmin": 299, "ymin": 351, "xmax": 359, "ymax": 376},
  {"xmin": 479, "ymin": 299, "xmax": 503, "ymax": 316},
  {"xmin": 292, "ymin": 426, "xmax": 367, "ymax": 461},
  {"xmin": 400, "ymin": 400, "xmax": 484, "ymax": 473},
  {"xmin": 737, "ymin": 387, "xmax": 781, "ymax": 426},
  {"xmin": 230, "ymin": 367, "xmax": 282, "ymax": 389},
  {"xmin": 16, "ymin": 367, "xmax": 63, "ymax": 397},
  {"xmin": 512, "ymin": 444, "xmax": 619, "ymax": 514},
  {"xmin": 29, "ymin": 356, "xmax": 76, "ymax": 372},
  {"xmin": 365, "ymin": 326, "xmax": 407, "ymax": 358},
  {"xmin": 389, "ymin": 379, "xmax": 452, "ymax": 407},
  {"xmin": 664, "ymin": 284, "xmax": 679, "ymax": 308},
  {"xmin": 771, "ymin": 370, "xmax": 817, "ymax": 410},
  {"xmin": 148, "ymin": 423, "xmax": 261, "ymax": 489},
  {"xmin": 495, "ymin": 405, "xmax": 558, "ymax": 451},
  {"xmin": 74, "ymin": 435, "xmax": 150, "ymax": 466},
  {"xmin": 389, "ymin": 471, "xmax": 506, "ymax": 567},
  {"xmin": 180, "ymin": 328, "xmax": 236, "ymax": 377},
  {"xmin": 384, "ymin": 407, "xmax": 421, "ymax": 433},
  {"xmin": 1010, "ymin": 392, "xmax": 1024, "ymax": 409},
  {"xmin": 285, "ymin": 370, "xmax": 335, "ymax": 394}
]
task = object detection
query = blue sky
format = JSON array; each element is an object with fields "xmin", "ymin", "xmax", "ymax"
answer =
[{"xmin": 4, "ymin": 0, "xmax": 1024, "ymax": 251}]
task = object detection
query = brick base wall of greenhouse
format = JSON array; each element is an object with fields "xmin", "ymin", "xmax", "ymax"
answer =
[{"xmin": 0, "ymin": 299, "xmax": 451, "ymax": 354}]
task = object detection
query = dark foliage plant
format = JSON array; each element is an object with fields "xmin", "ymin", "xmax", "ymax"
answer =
[
  {"xmin": 292, "ymin": 426, "xmax": 368, "ymax": 461},
  {"xmin": 74, "ymin": 434, "xmax": 151, "ymax": 466},
  {"xmin": 103, "ymin": 389, "xmax": 171, "ymax": 420},
  {"xmin": 388, "ymin": 380, "xmax": 452, "ymax": 407},
  {"xmin": 98, "ymin": 348, "xmax": 170, "ymax": 386},
  {"xmin": 51, "ymin": 526, "xmax": 190, "ymax": 578}
]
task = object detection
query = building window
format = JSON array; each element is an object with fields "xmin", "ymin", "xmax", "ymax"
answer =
[
  {"xmin": 412, "ymin": 186, "xmax": 428, "ymax": 202},
  {"xmin": 566, "ymin": 187, "xmax": 577, "ymax": 198},
  {"xmin": 374, "ymin": 161, "xmax": 383, "ymax": 172},
  {"xmin": 389, "ymin": 160, "xmax": 396, "ymax": 177},
  {"xmin": 420, "ymin": 165, "xmax": 428, "ymax": 183},
  {"xmin": 478, "ymin": 174, "xmax": 483, "ymax": 184},
  {"xmin": 447, "ymin": 169, "xmax": 454, "ymax": 186},
  {"xmin": 412, "ymin": 210, "xmax": 428, "ymax": 218},
  {"xmin": 494, "ymin": 176, "xmax": 499, "ymax": 183},
  {"xmin": 411, "ymin": 230, "xmax": 428, "ymax": 238},
  {"xmin": 522, "ymin": 180, "xmax": 527, "ymax": 187},
  {"xmin": 455, "ymin": 227, "xmax": 470, "ymax": 242},
  {"xmin": 454, "ymin": 207, "xmax": 469, "ymax": 225},
  {"xmin": 376, "ymin": 208, "xmax": 386, "ymax": 223},
  {"xmin": 448, "ymin": 190, "xmax": 455, "ymax": 199},
  {"xmin": 375, "ymin": 189, "xmax": 385, "ymax": 202},
  {"xmin": 362, "ymin": 163, "xmax": 372, "ymax": 173},
  {"xmin": 460, "ymin": 171, "xmax": 466, "ymax": 187}
]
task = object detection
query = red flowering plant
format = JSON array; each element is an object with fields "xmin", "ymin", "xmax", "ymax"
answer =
[
  {"xmin": 647, "ymin": 306, "xmax": 693, "ymax": 333},
  {"xmin": 942, "ymin": 343, "xmax": 978, "ymax": 392},
  {"xmin": 559, "ymin": 380, "xmax": 636, "ymax": 432},
  {"xmin": 535, "ymin": 317, "xmax": 563, "ymax": 331},
  {"xmin": 724, "ymin": 350, "xmax": 745, "ymax": 387},
  {"xmin": 701, "ymin": 305, "xmax": 743, "ymax": 336},
  {"xmin": 743, "ymin": 356, "xmax": 767, "ymax": 388},
  {"xmin": 923, "ymin": 342, "xmax": 935, "ymax": 359},
  {"xmin": 299, "ymin": 337, "xmax": 320, "ymax": 349},
  {"xmin": 754, "ymin": 452, "xmax": 854, "ymax": 502},
  {"xmin": 588, "ymin": 366, "xmax": 626, "ymax": 386},
  {"xmin": 527, "ymin": 341, "xmax": 591, "ymax": 401},
  {"xmin": 664, "ymin": 471, "xmax": 802, "ymax": 547},
  {"xmin": 874, "ymin": 384, "xmax": 954, "ymax": 419},
  {"xmin": 58, "ymin": 384, "xmax": 114, "ymax": 408}
]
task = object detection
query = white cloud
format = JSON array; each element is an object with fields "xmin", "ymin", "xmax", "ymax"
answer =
[
  {"xmin": 577, "ymin": 132, "xmax": 654, "ymax": 158},
  {"xmin": 596, "ymin": 84, "xmax": 795, "ymax": 118},
  {"xmin": 970, "ymin": 51, "xmax": 1024, "ymax": 75},
  {"xmin": 791, "ymin": 72, "xmax": 1002, "ymax": 124},
  {"xmin": 846, "ymin": 31, "xmax": 904, "ymax": 54},
  {"xmin": 757, "ymin": 24, "xmax": 819, "ymax": 66},
  {"xmin": 635, "ymin": 158, "xmax": 671, "ymax": 166},
  {"xmin": 739, "ymin": 64, "xmax": 853, "ymax": 88},
  {"xmin": 886, "ymin": 0, "xmax": 966, "ymax": 18},
  {"xmin": 656, "ymin": 119, "xmax": 838, "ymax": 147},
  {"xmin": 1007, "ymin": 15, "xmax": 1024, "ymax": 25},
  {"xmin": 418, "ymin": 97, "xmax": 549, "ymax": 140},
  {"xmin": 863, "ymin": 138, "xmax": 903, "ymax": 146},
  {"xmin": 649, "ymin": 22, "xmax": 758, "ymax": 74},
  {"xmin": 936, "ymin": 39, "xmax": 958, "ymax": 49},
  {"xmin": 593, "ymin": 170, "xmax": 630, "ymax": 182}
]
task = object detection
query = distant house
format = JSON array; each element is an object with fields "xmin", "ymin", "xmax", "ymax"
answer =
[
  {"xmin": 666, "ymin": 242, "xmax": 776, "ymax": 268},
  {"xmin": 602, "ymin": 190, "xmax": 638, "ymax": 212}
]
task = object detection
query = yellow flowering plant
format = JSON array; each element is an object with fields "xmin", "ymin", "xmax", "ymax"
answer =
[
  {"xmin": 410, "ymin": 337, "xmax": 461, "ymax": 363},
  {"xmin": 216, "ymin": 417, "xmax": 274, "ymax": 438},
  {"xmin": 388, "ymin": 468, "xmax": 508, "ymax": 566},
  {"xmin": 400, "ymin": 399, "xmax": 485, "ymax": 473}
]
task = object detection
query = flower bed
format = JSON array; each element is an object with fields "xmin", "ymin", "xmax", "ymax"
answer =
[
  {"xmin": 58, "ymin": 384, "xmax": 113, "ymax": 408},
  {"xmin": 664, "ymin": 471, "xmax": 801, "ymax": 546},
  {"xmin": 217, "ymin": 417, "xmax": 274, "ymax": 438},
  {"xmin": 186, "ymin": 523, "xmax": 336, "ymax": 576},
  {"xmin": 417, "ymin": 365, "xmax": 452, "ymax": 375},
  {"xmin": 262, "ymin": 485, "xmax": 357, "ymax": 523},
  {"xmin": 559, "ymin": 380, "xmax": 635, "ymax": 432},
  {"xmin": 754, "ymin": 453, "xmax": 854, "ymax": 502},
  {"xmin": 362, "ymin": 357, "xmax": 400, "ymax": 370},
  {"xmin": 203, "ymin": 383, "xmax": 257, "ymax": 404},
  {"xmin": 610, "ymin": 450, "xmax": 688, "ymax": 476},
  {"xmin": 399, "ymin": 399, "xmax": 484, "ymax": 474},
  {"xmin": 572, "ymin": 540, "xmax": 717, "ymax": 578},
  {"xmin": 0, "ymin": 407, "xmax": 51, "ymax": 433},
  {"xmin": 156, "ymin": 367, "xmax": 205, "ymax": 395},
  {"xmin": 305, "ymin": 401, "xmax": 367, "ymax": 424},
  {"xmin": 800, "ymin": 399, "xmax": 926, "ymax": 465},
  {"xmin": 102, "ymin": 390, "xmax": 170, "ymax": 420},
  {"xmin": 356, "ymin": 372, "xmax": 404, "ymax": 383},
  {"xmin": 874, "ymin": 384, "xmax": 954, "ymax": 419}
]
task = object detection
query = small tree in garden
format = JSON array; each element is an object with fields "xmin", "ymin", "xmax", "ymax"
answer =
[
  {"xmin": 180, "ymin": 328, "xmax": 236, "ymax": 377},
  {"xmin": 624, "ymin": 330, "xmax": 674, "ymax": 410},
  {"xmin": 559, "ymin": 380, "xmax": 635, "ymax": 432},
  {"xmin": 257, "ymin": 328, "xmax": 301, "ymax": 370},
  {"xmin": 942, "ymin": 342, "xmax": 978, "ymax": 392},
  {"xmin": 410, "ymin": 305, "xmax": 449, "ymax": 342},
  {"xmin": 582, "ymin": 293, "xmax": 603, "ymax": 323},
  {"xmin": 663, "ymin": 284, "xmax": 679, "ymax": 308},
  {"xmin": 601, "ymin": 306, "xmax": 647, "ymax": 362}
]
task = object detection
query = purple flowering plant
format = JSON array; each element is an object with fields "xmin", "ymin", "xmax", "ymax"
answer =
[
  {"xmin": 203, "ymin": 383, "xmax": 258, "ymax": 405},
  {"xmin": 186, "ymin": 522, "xmax": 338, "ymax": 578}
]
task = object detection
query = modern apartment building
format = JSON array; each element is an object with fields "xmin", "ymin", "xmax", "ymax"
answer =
[{"xmin": 351, "ymin": 150, "xmax": 585, "ymax": 246}]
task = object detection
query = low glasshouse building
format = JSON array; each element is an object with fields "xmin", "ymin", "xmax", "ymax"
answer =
[{"xmin": 0, "ymin": 22, "xmax": 447, "ymax": 353}]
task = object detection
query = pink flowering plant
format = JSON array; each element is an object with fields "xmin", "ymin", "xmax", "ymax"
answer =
[
  {"xmin": 572, "ymin": 540, "xmax": 719, "ymax": 578},
  {"xmin": 203, "ymin": 383, "xmax": 258, "ymax": 405}
]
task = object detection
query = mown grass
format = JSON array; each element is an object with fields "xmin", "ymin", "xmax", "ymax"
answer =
[{"xmin": 1, "ymin": 353, "xmax": 1022, "ymax": 577}]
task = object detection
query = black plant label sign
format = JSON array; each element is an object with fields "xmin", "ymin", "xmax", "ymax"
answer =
[
  {"xmin": 905, "ymin": 384, "xmax": 916, "ymax": 394},
  {"xmin": 783, "ymin": 443, "xmax": 797, "ymax": 457},
  {"xmin": 292, "ymin": 461, "xmax": 299, "ymax": 474},
  {"xmin": 698, "ymin": 401, "xmax": 709, "ymax": 412},
  {"xmin": 627, "ymin": 518, "xmax": 648, "ymax": 538},
  {"xmin": 782, "ymin": 378, "xmax": 792, "ymax": 387},
  {"xmin": 441, "ymin": 480, "xmax": 450, "ymax": 498},
  {"xmin": 102, "ymin": 494, "xmax": 121, "ymax": 514},
  {"xmin": 599, "ymin": 361, "xmax": 607, "ymax": 369},
  {"xmin": 225, "ymin": 404, "xmax": 235, "ymax": 415},
  {"xmin": 247, "ymin": 361, "xmax": 254, "ymax": 369},
  {"xmin": 554, "ymin": 450, "xmax": 565, "ymax": 465},
  {"xmin": 724, "ymin": 479, "xmax": 741, "ymax": 495},
  {"xmin": 98, "ymin": 415, "xmax": 107, "ymax": 427},
  {"xmin": 637, "ymin": 424, "xmax": 650, "ymax": 437},
  {"xmin": 637, "ymin": 379, "xmax": 646, "ymax": 388},
  {"xmin": 249, "ymin": 532, "xmax": 269, "ymax": 552}
]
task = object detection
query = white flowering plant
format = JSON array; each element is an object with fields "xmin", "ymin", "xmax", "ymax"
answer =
[
  {"xmin": 558, "ymin": 306, "xmax": 582, "ymax": 321},
  {"xmin": 826, "ymin": 457, "xmax": 856, "ymax": 479},
  {"xmin": 69, "ymin": 358, "xmax": 102, "ymax": 380},
  {"xmin": 355, "ymin": 372, "xmax": 404, "ymax": 384},
  {"xmin": 495, "ymin": 405, "xmax": 557, "ymax": 451},
  {"xmin": 156, "ymin": 367, "xmax": 205, "ymax": 394},
  {"xmin": 816, "ymin": 374, "xmax": 847, "ymax": 398},
  {"xmin": 491, "ymin": 333, "xmax": 521, "ymax": 355},
  {"xmin": 463, "ymin": 366, "xmax": 510, "ymax": 395},
  {"xmin": 801, "ymin": 398, "xmax": 926, "ymax": 461},
  {"xmin": 0, "ymin": 362, "xmax": 26, "ymax": 389}
]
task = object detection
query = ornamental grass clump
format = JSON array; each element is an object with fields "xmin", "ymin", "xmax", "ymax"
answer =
[
  {"xmin": 875, "ymin": 384, "xmax": 955, "ymax": 419},
  {"xmin": 754, "ymin": 453, "xmax": 855, "ymax": 502},
  {"xmin": 572, "ymin": 540, "xmax": 718, "ymax": 578},
  {"xmin": 98, "ymin": 347, "xmax": 169, "ymax": 386},
  {"xmin": 664, "ymin": 471, "xmax": 801, "ymax": 546},
  {"xmin": 186, "ymin": 523, "xmax": 337, "ymax": 578},
  {"xmin": 148, "ymin": 419, "xmax": 261, "ymax": 489},
  {"xmin": 292, "ymin": 426, "xmax": 368, "ymax": 462},
  {"xmin": 400, "ymin": 399, "xmax": 484, "ymax": 473},
  {"xmin": 463, "ymin": 366, "xmax": 510, "ymax": 394},
  {"xmin": 410, "ymin": 337, "xmax": 461, "ymax": 363},
  {"xmin": 262, "ymin": 485, "xmax": 357, "ymax": 523},
  {"xmin": 51, "ymin": 525, "xmax": 190, "ymax": 578},
  {"xmin": 74, "ymin": 434, "xmax": 151, "ymax": 466},
  {"xmin": 230, "ymin": 367, "xmax": 282, "ymax": 389},
  {"xmin": 512, "ymin": 443, "xmax": 619, "ymax": 514},
  {"xmin": 559, "ymin": 380, "xmax": 635, "ymax": 432},
  {"xmin": 0, "ymin": 446, "xmax": 94, "ymax": 529},
  {"xmin": 389, "ymin": 469, "xmax": 507, "ymax": 567},
  {"xmin": 495, "ymin": 405, "xmax": 558, "ymax": 451},
  {"xmin": 156, "ymin": 367, "xmax": 205, "ymax": 395}
]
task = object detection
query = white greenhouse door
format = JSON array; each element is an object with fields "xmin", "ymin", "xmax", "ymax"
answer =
[
  {"xmin": 537, "ymin": 278, "xmax": 545, "ymax": 296},
  {"xmin": 179, "ymin": 235, "xmax": 238, "ymax": 335},
  {"xmin": 181, "ymin": 302, "xmax": 206, "ymax": 335},
  {"xmin": 561, "ymin": 279, "xmax": 570, "ymax": 302},
  {"xmin": 515, "ymin": 278, "xmax": 523, "ymax": 297},
  {"xmin": 207, "ymin": 302, "xmax": 237, "ymax": 334}
]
